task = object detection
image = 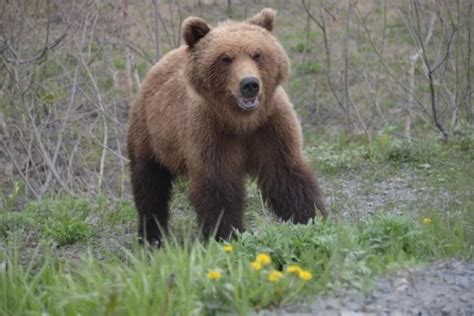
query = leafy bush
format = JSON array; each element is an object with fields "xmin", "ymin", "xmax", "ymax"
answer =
[
  {"xmin": 358, "ymin": 215, "xmax": 429, "ymax": 259},
  {"xmin": 379, "ymin": 140, "xmax": 440, "ymax": 164},
  {"xmin": 238, "ymin": 220, "xmax": 335, "ymax": 269},
  {"xmin": 306, "ymin": 142, "xmax": 368, "ymax": 173},
  {"xmin": 1, "ymin": 196, "xmax": 92, "ymax": 246},
  {"xmin": 306, "ymin": 130, "xmax": 445, "ymax": 174},
  {"xmin": 295, "ymin": 61, "xmax": 321, "ymax": 74}
]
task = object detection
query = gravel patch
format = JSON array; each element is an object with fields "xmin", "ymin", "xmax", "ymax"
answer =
[
  {"xmin": 320, "ymin": 168, "xmax": 449, "ymax": 221},
  {"xmin": 275, "ymin": 261, "xmax": 474, "ymax": 316}
]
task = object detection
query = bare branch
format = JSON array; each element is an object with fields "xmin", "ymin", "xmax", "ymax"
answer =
[{"xmin": 152, "ymin": 0, "xmax": 161, "ymax": 61}]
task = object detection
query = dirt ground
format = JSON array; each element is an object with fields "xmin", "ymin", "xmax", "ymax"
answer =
[
  {"xmin": 12, "ymin": 163, "xmax": 474, "ymax": 315},
  {"xmin": 275, "ymin": 260, "xmax": 474, "ymax": 316},
  {"xmin": 264, "ymin": 168, "xmax": 474, "ymax": 316}
]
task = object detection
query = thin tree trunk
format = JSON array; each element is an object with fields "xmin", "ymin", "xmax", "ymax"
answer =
[
  {"xmin": 227, "ymin": 0, "xmax": 232, "ymax": 16},
  {"xmin": 343, "ymin": 0, "xmax": 353, "ymax": 134},
  {"xmin": 466, "ymin": 2, "xmax": 472, "ymax": 123},
  {"xmin": 301, "ymin": 1, "xmax": 350, "ymax": 131},
  {"xmin": 168, "ymin": 0, "xmax": 177, "ymax": 48},
  {"xmin": 152, "ymin": 0, "xmax": 161, "ymax": 61},
  {"xmin": 122, "ymin": 0, "xmax": 133, "ymax": 98},
  {"xmin": 407, "ymin": 51, "xmax": 421, "ymax": 141},
  {"xmin": 414, "ymin": 1, "xmax": 449, "ymax": 139}
]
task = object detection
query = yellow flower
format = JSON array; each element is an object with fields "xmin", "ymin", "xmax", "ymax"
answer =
[
  {"xmin": 298, "ymin": 270, "xmax": 313, "ymax": 281},
  {"xmin": 268, "ymin": 270, "xmax": 284, "ymax": 282},
  {"xmin": 207, "ymin": 270, "xmax": 222, "ymax": 281},
  {"xmin": 286, "ymin": 264, "xmax": 302, "ymax": 274},
  {"xmin": 423, "ymin": 217, "xmax": 432, "ymax": 225},
  {"xmin": 223, "ymin": 244, "xmax": 233, "ymax": 253},
  {"xmin": 250, "ymin": 261, "xmax": 262, "ymax": 271},
  {"xmin": 255, "ymin": 253, "xmax": 272, "ymax": 266}
]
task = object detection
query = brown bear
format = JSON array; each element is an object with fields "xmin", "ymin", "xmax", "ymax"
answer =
[{"xmin": 127, "ymin": 8, "xmax": 327, "ymax": 246}]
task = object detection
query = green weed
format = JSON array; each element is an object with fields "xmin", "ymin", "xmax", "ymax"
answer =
[
  {"xmin": 0, "ymin": 212, "xmax": 470, "ymax": 315},
  {"xmin": 1, "ymin": 196, "xmax": 92, "ymax": 246},
  {"xmin": 0, "ymin": 181, "xmax": 21, "ymax": 214},
  {"xmin": 306, "ymin": 142, "xmax": 368, "ymax": 173},
  {"xmin": 295, "ymin": 61, "xmax": 321, "ymax": 75},
  {"xmin": 306, "ymin": 130, "xmax": 444, "ymax": 174},
  {"xmin": 1, "ymin": 135, "xmax": 473, "ymax": 314},
  {"xmin": 112, "ymin": 57, "xmax": 126, "ymax": 71}
]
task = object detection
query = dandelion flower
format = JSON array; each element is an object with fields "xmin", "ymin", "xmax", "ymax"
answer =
[
  {"xmin": 286, "ymin": 264, "xmax": 302, "ymax": 274},
  {"xmin": 255, "ymin": 253, "xmax": 272, "ymax": 266},
  {"xmin": 207, "ymin": 270, "xmax": 222, "ymax": 281},
  {"xmin": 223, "ymin": 244, "xmax": 233, "ymax": 253},
  {"xmin": 423, "ymin": 217, "xmax": 432, "ymax": 225},
  {"xmin": 298, "ymin": 270, "xmax": 313, "ymax": 281},
  {"xmin": 250, "ymin": 261, "xmax": 262, "ymax": 271},
  {"xmin": 268, "ymin": 270, "xmax": 284, "ymax": 282}
]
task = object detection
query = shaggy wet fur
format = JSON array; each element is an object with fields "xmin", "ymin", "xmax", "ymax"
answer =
[{"xmin": 127, "ymin": 8, "xmax": 327, "ymax": 245}]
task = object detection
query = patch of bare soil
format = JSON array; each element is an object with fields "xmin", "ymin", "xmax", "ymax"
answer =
[
  {"xmin": 280, "ymin": 260, "xmax": 474, "ymax": 316},
  {"xmin": 266, "ymin": 170, "xmax": 473, "ymax": 316},
  {"xmin": 320, "ymin": 168, "xmax": 448, "ymax": 221}
]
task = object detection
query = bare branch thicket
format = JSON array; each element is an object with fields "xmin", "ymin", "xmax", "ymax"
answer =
[
  {"xmin": 152, "ymin": 0, "xmax": 162, "ymax": 61},
  {"xmin": 1, "ymin": 0, "xmax": 68, "ymax": 67},
  {"xmin": 78, "ymin": 12, "xmax": 109, "ymax": 194},
  {"xmin": 158, "ymin": 0, "xmax": 178, "ymax": 52},
  {"xmin": 355, "ymin": 4, "xmax": 437, "ymax": 137},
  {"xmin": 343, "ymin": 1, "xmax": 370, "ymax": 139},
  {"xmin": 1, "ymin": 1, "xmax": 53, "ymax": 197},
  {"xmin": 1, "ymin": 0, "xmax": 473, "ymax": 204},
  {"xmin": 394, "ymin": 0, "xmax": 463, "ymax": 139},
  {"xmin": 301, "ymin": 0, "xmax": 352, "ymax": 133},
  {"xmin": 301, "ymin": 0, "xmax": 322, "ymax": 124},
  {"xmin": 121, "ymin": 0, "xmax": 134, "ymax": 99},
  {"xmin": 168, "ymin": 0, "xmax": 178, "ymax": 48},
  {"xmin": 372, "ymin": 0, "xmax": 388, "ymax": 125},
  {"xmin": 174, "ymin": 0, "xmax": 184, "ymax": 47},
  {"xmin": 0, "ymin": 1, "xmax": 132, "ymax": 199},
  {"xmin": 466, "ymin": 2, "xmax": 473, "ymax": 124},
  {"xmin": 227, "ymin": 0, "xmax": 233, "ymax": 16},
  {"xmin": 400, "ymin": 2, "xmax": 438, "ymax": 140},
  {"xmin": 358, "ymin": 0, "xmax": 389, "ymax": 140},
  {"xmin": 444, "ymin": 0, "xmax": 474, "ymax": 131},
  {"xmin": 342, "ymin": 1, "xmax": 353, "ymax": 132},
  {"xmin": 413, "ymin": 1, "xmax": 452, "ymax": 139}
]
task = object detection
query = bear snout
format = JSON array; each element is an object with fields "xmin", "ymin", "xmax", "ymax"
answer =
[{"xmin": 240, "ymin": 77, "xmax": 260, "ymax": 98}]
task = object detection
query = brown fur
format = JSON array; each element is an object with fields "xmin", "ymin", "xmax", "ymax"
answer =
[{"xmin": 127, "ymin": 8, "xmax": 327, "ymax": 245}]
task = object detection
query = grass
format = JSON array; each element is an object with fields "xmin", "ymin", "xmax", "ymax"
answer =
[
  {"xmin": 1, "ymin": 212, "xmax": 470, "ymax": 315},
  {"xmin": 1, "ymin": 196, "xmax": 92, "ymax": 246},
  {"xmin": 305, "ymin": 128, "xmax": 445, "ymax": 174},
  {"xmin": 1, "ymin": 134, "xmax": 473, "ymax": 315}
]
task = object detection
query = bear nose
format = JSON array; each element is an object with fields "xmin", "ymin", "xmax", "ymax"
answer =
[{"xmin": 240, "ymin": 77, "xmax": 260, "ymax": 98}]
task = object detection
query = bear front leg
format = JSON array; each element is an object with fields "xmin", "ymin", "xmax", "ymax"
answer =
[
  {"xmin": 258, "ymin": 158, "xmax": 327, "ymax": 223},
  {"xmin": 187, "ymin": 134, "xmax": 247, "ymax": 241},
  {"xmin": 250, "ymin": 112, "xmax": 328, "ymax": 222},
  {"xmin": 130, "ymin": 156, "xmax": 175, "ymax": 246},
  {"xmin": 188, "ymin": 172, "xmax": 246, "ymax": 241}
]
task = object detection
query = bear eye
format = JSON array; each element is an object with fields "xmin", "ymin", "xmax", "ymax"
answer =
[
  {"xmin": 221, "ymin": 55, "xmax": 233, "ymax": 65},
  {"xmin": 252, "ymin": 52, "xmax": 262, "ymax": 60}
]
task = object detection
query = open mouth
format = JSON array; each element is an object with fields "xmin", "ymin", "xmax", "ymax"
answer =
[{"xmin": 237, "ymin": 97, "xmax": 259, "ymax": 110}]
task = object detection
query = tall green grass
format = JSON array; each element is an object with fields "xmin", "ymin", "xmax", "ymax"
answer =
[
  {"xmin": 1, "ymin": 134, "xmax": 473, "ymax": 314},
  {"xmin": 1, "ymin": 211, "xmax": 470, "ymax": 315}
]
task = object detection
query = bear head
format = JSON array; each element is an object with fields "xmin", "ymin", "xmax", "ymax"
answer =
[{"xmin": 182, "ymin": 9, "xmax": 290, "ymax": 117}]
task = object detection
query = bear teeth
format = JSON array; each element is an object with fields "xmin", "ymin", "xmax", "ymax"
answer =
[
  {"xmin": 244, "ymin": 98, "xmax": 255, "ymax": 105},
  {"xmin": 239, "ymin": 97, "xmax": 258, "ymax": 110}
]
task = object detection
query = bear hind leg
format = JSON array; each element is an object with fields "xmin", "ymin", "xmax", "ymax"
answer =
[{"xmin": 130, "ymin": 156, "xmax": 175, "ymax": 247}]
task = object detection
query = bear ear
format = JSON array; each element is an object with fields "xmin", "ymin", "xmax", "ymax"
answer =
[
  {"xmin": 182, "ymin": 17, "xmax": 211, "ymax": 47},
  {"xmin": 247, "ymin": 8, "xmax": 277, "ymax": 32}
]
